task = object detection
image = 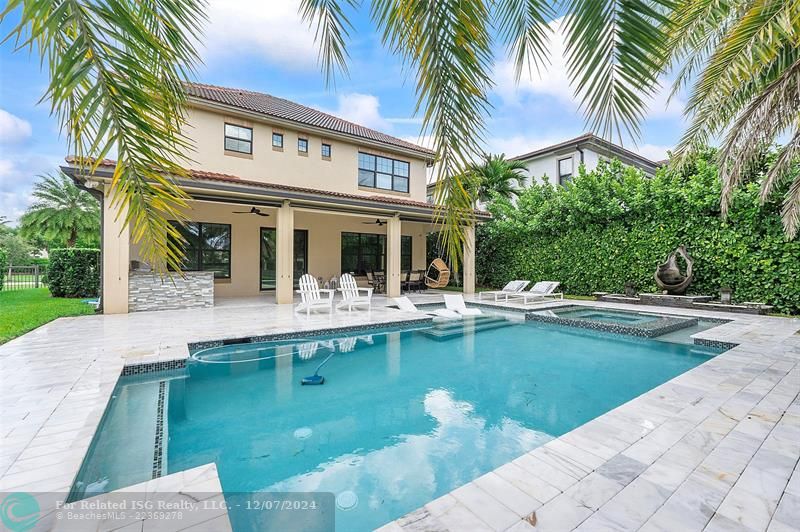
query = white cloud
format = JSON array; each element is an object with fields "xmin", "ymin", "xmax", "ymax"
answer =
[
  {"xmin": 637, "ymin": 143, "xmax": 672, "ymax": 161},
  {"xmin": 202, "ymin": 0, "xmax": 317, "ymax": 69},
  {"xmin": 0, "ymin": 154, "xmax": 63, "ymax": 225},
  {"xmin": 645, "ymin": 82, "xmax": 686, "ymax": 120},
  {"xmin": 492, "ymin": 18, "xmax": 573, "ymax": 108},
  {"xmin": 0, "ymin": 109, "xmax": 33, "ymax": 144},
  {"xmin": 329, "ymin": 93, "xmax": 390, "ymax": 131}
]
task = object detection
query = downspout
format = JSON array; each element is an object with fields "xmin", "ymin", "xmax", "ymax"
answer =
[{"xmin": 74, "ymin": 179, "xmax": 104, "ymax": 313}]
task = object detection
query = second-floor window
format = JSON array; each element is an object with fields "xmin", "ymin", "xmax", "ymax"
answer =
[
  {"xmin": 298, "ymin": 138, "xmax": 308, "ymax": 153},
  {"xmin": 321, "ymin": 143, "xmax": 331, "ymax": 158},
  {"xmin": 272, "ymin": 132, "xmax": 284, "ymax": 149},
  {"xmin": 224, "ymin": 124, "xmax": 252, "ymax": 154},
  {"xmin": 358, "ymin": 152, "xmax": 410, "ymax": 193},
  {"xmin": 558, "ymin": 157, "xmax": 573, "ymax": 185}
]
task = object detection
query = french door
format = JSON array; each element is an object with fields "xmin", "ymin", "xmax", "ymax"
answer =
[{"xmin": 259, "ymin": 228, "xmax": 308, "ymax": 290}]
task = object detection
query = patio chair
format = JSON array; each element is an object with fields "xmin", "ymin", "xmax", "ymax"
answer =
[
  {"xmin": 478, "ymin": 280, "xmax": 530, "ymax": 302},
  {"xmin": 505, "ymin": 281, "xmax": 563, "ymax": 305},
  {"xmin": 407, "ymin": 270, "xmax": 424, "ymax": 292},
  {"xmin": 425, "ymin": 259, "xmax": 451, "ymax": 288},
  {"xmin": 392, "ymin": 296, "xmax": 461, "ymax": 319},
  {"xmin": 337, "ymin": 273, "xmax": 373, "ymax": 311},
  {"xmin": 443, "ymin": 294, "xmax": 482, "ymax": 316},
  {"xmin": 295, "ymin": 274, "xmax": 335, "ymax": 315}
]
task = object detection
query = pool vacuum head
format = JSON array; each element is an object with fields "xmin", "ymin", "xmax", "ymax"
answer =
[{"xmin": 301, "ymin": 374, "xmax": 325, "ymax": 385}]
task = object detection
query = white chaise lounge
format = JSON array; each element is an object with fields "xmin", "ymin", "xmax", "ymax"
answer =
[
  {"xmin": 478, "ymin": 280, "xmax": 530, "ymax": 302},
  {"xmin": 393, "ymin": 296, "xmax": 461, "ymax": 319},
  {"xmin": 296, "ymin": 274, "xmax": 335, "ymax": 315},
  {"xmin": 505, "ymin": 281, "xmax": 563, "ymax": 305},
  {"xmin": 443, "ymin": 294, "xmax": 482, "ymax": 316},
  {"xmin": 337, "ymin": 273, "xmax": 373, "ymax": 311}
]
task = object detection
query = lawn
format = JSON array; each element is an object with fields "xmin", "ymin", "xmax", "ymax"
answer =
[{"xmin": 0, "ymin": 288, "xmax": 96, "ymax": 344}]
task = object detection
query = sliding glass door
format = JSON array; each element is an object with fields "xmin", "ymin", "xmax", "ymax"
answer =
[{"xmin": 260, "ymin": 228, "xmax": 308, "ymax": 290}]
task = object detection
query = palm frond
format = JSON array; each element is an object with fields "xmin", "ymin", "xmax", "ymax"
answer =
[
  {"xmin": 299, "ymin": 0, "xmax": 357, "ymax": 87},
  {"xmin": 371, "ymin": 0, "xmax": 493, "ymax": 269},
  {"xmin": 560, "ymin": 0, "xmax": 674, "ymax": 144},
  {"xmin": 1, "ymin": 0, "xmax": 206, "ymax": 273},
  {"xmin": 494, "ymin": 0, "xmax": 554, "ymax": 80}
]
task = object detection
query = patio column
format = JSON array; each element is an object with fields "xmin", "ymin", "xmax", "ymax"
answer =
[
  {"xmin": 102, "ymin": 188, "xmax": 130, "ymax": 314},
  {"xmin": 276, "ymin": 201, "xmax": 295, "ymax": 304},
  {"xmin": 386, "ymin": 215, "xmax": 402, "ymax": 297},
  {"xmin": 462, "ymin": 225, "xmax": 476, "ymax": 295}
]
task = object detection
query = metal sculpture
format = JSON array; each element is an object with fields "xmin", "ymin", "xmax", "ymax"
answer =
[{"xmin": 655, "ymin": 245, "xmax": 693, "ymax": 295}]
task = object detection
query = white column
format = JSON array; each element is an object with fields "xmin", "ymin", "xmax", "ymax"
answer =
[
  {"xmin": 462, "ymin": 225, "xmax": 476, "ymax": 295},
  {"xmin": 276, "ymin": 201, "xmax": 295, "ymax": 304},
  {"xmin": 386, "ymin": 215, "xmax": 402, "ymax": 297},
  {"xmin": 102, "ymin": 188, "xmax": 130, "ymax": 314}
]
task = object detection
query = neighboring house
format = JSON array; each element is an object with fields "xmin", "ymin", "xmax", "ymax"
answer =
[
  {"xmin": 511, "ymin": 133, "xmax": 662, "ymax": 186},
  {"xmin": 63, "ymin": 83, "xmax": 487, "ymax": 314},
  {"xmin": 425, "ymin": 133, "xmax": 662, "ymax": 205}
]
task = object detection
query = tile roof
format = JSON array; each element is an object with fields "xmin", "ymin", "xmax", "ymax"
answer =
[
  {"xmin": 510, "ymin": 133, "xmax": 660, "ymax": 169},
  {"xmin": 64, "ymin": 157, "xmax": 489, "ymax": 218},
  {"xmin": 184, "ymin": 82, "xmax": 435, "ymax": 158}
]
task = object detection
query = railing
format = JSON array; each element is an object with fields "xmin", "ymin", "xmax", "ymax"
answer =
[{"xmin": 3, "ymin": 265, "xmax": 48, "ymax": 291}]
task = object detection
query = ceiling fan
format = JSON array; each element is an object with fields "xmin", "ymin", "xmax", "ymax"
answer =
[
  {"xmin": 232, "ymin": 206, "xmax": 270, "ymax": 217},
  {"xmin": 362, "ymin": 218, "xmax": 387, "ymax": 226}
]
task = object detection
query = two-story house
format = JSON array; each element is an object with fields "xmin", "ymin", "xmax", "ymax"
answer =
[
  {"xmin": 511, "ymin": 133, "xmax": 662, "ymax": 186},
  {"xmin": 63, "ymin": 83, "xmax": 487, "ymax": 314}
]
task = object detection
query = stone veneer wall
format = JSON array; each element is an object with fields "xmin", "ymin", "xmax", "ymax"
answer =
[{"xmin": 128, "ymin": 271, "xmax": 214, "ymax": 312}]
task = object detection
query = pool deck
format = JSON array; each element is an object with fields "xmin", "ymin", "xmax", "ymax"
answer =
[{"xmin": 1, "ymin": 294, "xmax": 798, "ymax": 531}]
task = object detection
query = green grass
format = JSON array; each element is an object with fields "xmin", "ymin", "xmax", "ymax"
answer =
[{"xmin": 0, "ymin": 288, "xmax": 96, "ymax": 344}]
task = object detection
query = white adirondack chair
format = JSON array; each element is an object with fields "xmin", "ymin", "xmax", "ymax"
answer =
[
  {"xmin": 337, "ymin": 273, "xmax": 373, "ymax": 311},
  {"xmin": 296, "ymin": 274, "xmax": 335, "ymax": 315}
]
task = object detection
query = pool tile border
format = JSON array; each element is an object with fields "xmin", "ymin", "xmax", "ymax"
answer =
[
  {"xmin": 152, "ymin": 381, "xmax": 166, "ymax": 479},
  {"xmin": 187, "ymin": 316, "xmax": 433, "ymax": 354}
]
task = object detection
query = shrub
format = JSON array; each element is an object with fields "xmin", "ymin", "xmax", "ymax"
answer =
[
  {"xmin": 48, "ymin": 248, "xmax": 100, "ymax": 298},
  {"xmin": 0, "ymin": 248, "xmax": 7, "ymax": 291},
  {"xmin": 476, "ymin": 151, "xmax": 800, "ymax": 314}
]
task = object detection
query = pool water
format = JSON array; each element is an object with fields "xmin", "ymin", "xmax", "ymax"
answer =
[{"xmin": 71, "ymin": 317, "xmax": 722, "ymax": 531}]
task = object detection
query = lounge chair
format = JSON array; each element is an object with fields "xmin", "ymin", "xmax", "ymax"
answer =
[
  {"xmin": 393, "ymin": 296, "xmax": 461, "ymax": 319},
  {"xmin": 337, "ymin": 273, "xmax": 373, "ymax": 311},
  {"xmin": 478, "ymin": 280, "xmax": 530, "ymax": 302},
  {"xmin": 505, "ymin": 281, "xmax": 563, "ymax": 305},
  {"xmin": 295, "ymin": 274, "xmax": 335, "ymax": 315},
  {"xmin": 443, "ymin": 294, "xmax": 482, "ymax": 316}
]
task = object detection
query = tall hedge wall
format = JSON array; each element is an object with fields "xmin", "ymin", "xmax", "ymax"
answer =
[
  {"xmin": 49, "ymin": 248, "xmax": 100, "ymax": 298},
  {"xmin": 476, "ymin": 151, "xmax": 800, "ymax": 314}
]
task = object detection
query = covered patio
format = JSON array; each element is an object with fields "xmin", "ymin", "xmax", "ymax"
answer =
[{"xmin": 63, "ymin": 164, "xmax": 487, "ymax": 314}]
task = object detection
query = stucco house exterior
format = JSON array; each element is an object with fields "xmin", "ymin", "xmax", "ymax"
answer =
[
  {"xmin": 62, "ymin": 83, "xmax": 487, "ymax": 314},
  {"xmin": 511, "ymin": 133, "xmax": 662, "ymax": 186}
]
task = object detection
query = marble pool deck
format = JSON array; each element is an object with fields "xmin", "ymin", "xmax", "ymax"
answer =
[{"xmin": 0, "ymin": 294, "xmax": 798, "ymax": 531}]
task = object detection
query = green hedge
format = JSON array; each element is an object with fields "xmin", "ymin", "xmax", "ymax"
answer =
[
  {"xmin": 48, "ymin": 248, "xmax": 100, "ymax": 298},
  {"xmin": 476, "ymin": 151, "xmax": 800, "ymax": 314},
  {"xmin": 0, "ymin": 248, "xmax": 7, "ymax": 291}
]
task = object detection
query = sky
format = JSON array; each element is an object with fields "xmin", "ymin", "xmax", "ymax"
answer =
[{"xmin": 0, "ymin": 1, "xmax": 686, "ymax": 225}]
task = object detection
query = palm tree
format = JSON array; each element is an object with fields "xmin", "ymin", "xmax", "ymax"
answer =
[
  {"xmin": 2, "ymin": 1, "xmax": 796, "ymax": 275},
  {"xmin": 466, "ymin": 154, "xmax": 528, "ymax": 204},
  {"xmin": 19, "ymin": 172, "xmax": 99, "ymax": 248}
]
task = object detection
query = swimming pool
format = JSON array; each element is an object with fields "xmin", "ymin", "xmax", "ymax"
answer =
[{"xmin": 70, "ymin": 315, "xmax": 723, "ymax": 531}]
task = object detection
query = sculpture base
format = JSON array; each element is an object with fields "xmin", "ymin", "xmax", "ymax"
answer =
[
  {"xmin": 595, "ymin": 293, "xmax": 773, "ymax": 315},
  {"xmin": 639, "ymin": 294, "xmax": 713, "ymax": 306}
]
